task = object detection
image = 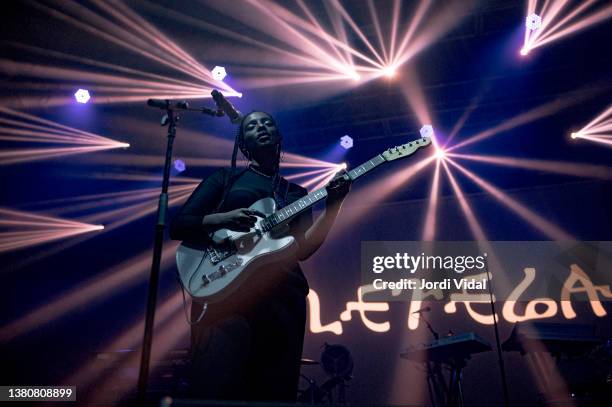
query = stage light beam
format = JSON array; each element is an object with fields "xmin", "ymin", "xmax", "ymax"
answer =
[
  {"xmin": 0, "ymin": 107, "xmax": 131, "ymax": 165},
  {"xmin": 521, "ymin": 1, "xmax": 612, "ymax": 55},
  {"xmin": 446, "ymin": 158, "xmax": 574, "ymax": 240},
  {"xmin": 570, "ymin": 105, "xmax": 612, "ymax": 147},
  {"xmin": 0, "ymin": 208, "xmax": 105, "ymax": 254}
]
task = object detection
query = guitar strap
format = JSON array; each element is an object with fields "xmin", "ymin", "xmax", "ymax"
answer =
[
  {"xmin": 213, "ymin": 167, "xmax": 249, "ymax": 214},
  {"xmin": 274, "ymin": 176, "xmax": 290, "ymax": 208},
  {"xmin": 214, "ymin": 168, "xmax": 290, "ymax": 212}
]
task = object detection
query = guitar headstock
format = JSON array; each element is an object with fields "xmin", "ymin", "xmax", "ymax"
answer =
[{"xmin": 382, "ymin": 137, "xmax": 432, "ymax": 161}]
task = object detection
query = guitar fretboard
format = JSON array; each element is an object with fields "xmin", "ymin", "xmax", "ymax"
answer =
[{"xmin": 261, "ymin": 154, "xmax": 386, "ymax": 231}]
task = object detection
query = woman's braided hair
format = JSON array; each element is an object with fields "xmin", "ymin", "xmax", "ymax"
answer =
[{"xmin": 215, "ymin": 111, "xmax": 283, "ymax": 212}]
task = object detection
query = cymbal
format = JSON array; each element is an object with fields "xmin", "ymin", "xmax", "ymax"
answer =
[{"xmin": 300, "ymin": 358, "xmax": 319, "ymax": 365}]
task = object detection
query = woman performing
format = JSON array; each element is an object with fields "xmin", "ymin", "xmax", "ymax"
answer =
[{"xmin": 170, "ymin": 111, "xmax": 351, "ymax": 401}]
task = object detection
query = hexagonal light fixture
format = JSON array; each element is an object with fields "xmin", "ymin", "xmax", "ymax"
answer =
[
  {"xmin": 340, "ymin": 135, "xmax": 353, "ymax": 149},
  {"xmin": 420, "ymin": 124, "xmax": 434, "ymax": 138},
  {"xmin": 173, "ymin": 159, "xmax": 186, "ymax": 173},
  {"xmin": 526, "ymin": 13, "xmax": 542, "ymax": 31},
  {"xmin": 74, "ymin": 89, "xmax": 91, "ymax": 104},
  {"xmin": 211, "ymin": 66, "xmax": 227, "ymax": 81}
]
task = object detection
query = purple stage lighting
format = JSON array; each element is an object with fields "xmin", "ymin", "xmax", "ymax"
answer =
[
  {"xmin": 526, "ymin": 13, "xmax": 542, "ymax": 31},
  {"xmin": 173, "ymin": 159, "xmax": 186, "ymax": 172},
  {"xmin": 211, "ymin": 66, "xmax": 227, "ymax": 81},
  {"xmin": 420, "ymin": 124, "xmax": 434, "ymax": 138},
  {"xmin": 340, "ymin": 135, "xmax": 353, "ymax": 149},
  {"xmin": 74, "ymin": 89, "xmax": 91, "ymax": 104}
]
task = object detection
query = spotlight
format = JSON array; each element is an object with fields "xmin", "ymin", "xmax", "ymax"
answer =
[
  {"xmin": 119, "ymin": 142, "xmax": 130, "ymax": 148},
  {"xmin": 420, "ymin": 124, "xmax": 434, "ymax": 138},
  {"xmin": 520, "ymin": 47, "xmax": 529, "ymax": 56},
  {"xmin": 211, "ymin": 66, "xmax": 227, "ymax": 81},
  {"xmin": 435, "ymin": 148, "xmax": 446, "ymax": 160},
  {"xmin": 74, "ymin": 89, "xmax": 91, "ymax": 104},
  {"xmin": 340, "ymin": 135, "xmax": 353, "ymax": 149},
  {"xmin": 570, "ymin": 132, "xmax": 578, "ymax": 139},
  {"xmin": 349, "ymin": 71, "xmax": 360, "ymax": 81},
  {"xmin": 338, "ymin": 162, "xmax": 348, "ymax": 170},
  {"xmin": 382, "ymin": 66, "xmax": 396, "ymax": 78},
  {"xmin": 173, "ymin": 159, "xmax": 186, "ymax": 172},
  {"xmin": 94, "ymin": 225, "xmax": 105, "ymax": 230},
  {"xmin": 526, "ymin": 13, "xmax": 542, "ymax": 31}
]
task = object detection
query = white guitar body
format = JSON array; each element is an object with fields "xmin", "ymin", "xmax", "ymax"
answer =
[
  {"xmin": 175, "ymin": 136, "xmax": 432, "ymax": 303},
  {"xmin": 176, "ymin": 197, "xmax": 297, "ymax": 303}
]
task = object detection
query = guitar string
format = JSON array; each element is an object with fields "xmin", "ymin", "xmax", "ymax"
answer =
[{"xmin": 178, "ymin": 140, "xmax": 430, "ymax": 323}]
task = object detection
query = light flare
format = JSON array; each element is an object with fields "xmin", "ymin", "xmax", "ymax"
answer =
[
  {"xmin": 521, "ymin": 1, "xmax": 612, "ymax": 55},
  {"xmin": 447, "ymin": 93, "xmax": 594, "ymax": 152},
  {"xmin": 0, "ymin": 106, "xmax": 130, "ymax": 164},
  {"xmin": 570, "ymin": 105, "xmax": 612, "ymax": 148},
  {"xmin": 141, "ymin": 0, "xmax": 473, "ymax": 94},
  {"xmin": 4, "ymin": 1, "xmax": 240, "ymax": 107},
  {"xmin": 0, "ymin": 208, "xmax": 104, "ymax": 254}
]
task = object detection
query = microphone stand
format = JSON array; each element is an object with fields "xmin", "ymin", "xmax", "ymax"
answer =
[
  {"xmin": 414, "ymin": 310, "xmax": 444, "ymax": 407},
  {"xmin": 484, "ymin": 257, "xmax": 510, "ymax": 407},
  {"xmin": 136, "ymin": 100, "xmax": 221, "ymax": 405},
  {"xmin": 419, "ymin": 312, "xmax": 439, "ymax": 340}
]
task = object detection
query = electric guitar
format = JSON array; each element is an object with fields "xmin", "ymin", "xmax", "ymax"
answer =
[{"xmin": 176, "ymin": 137, "xmax": 432, "ymax": 302}]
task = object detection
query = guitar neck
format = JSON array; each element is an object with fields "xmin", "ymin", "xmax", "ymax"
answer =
[{"xmin": 262, "ymin": 154, "xmax": 386, "ymax": 230}]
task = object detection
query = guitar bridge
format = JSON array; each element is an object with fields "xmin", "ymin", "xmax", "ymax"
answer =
[{"xmin": 201, "ymin": 258, "xmax": 243, "ymax": 286}]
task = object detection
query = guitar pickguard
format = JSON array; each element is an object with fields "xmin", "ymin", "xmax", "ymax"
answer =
[{"xmin": 206, "ymin": 240, "xmax": 236, "ymax": 265}]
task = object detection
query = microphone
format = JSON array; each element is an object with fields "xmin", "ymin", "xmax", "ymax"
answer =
[
  {"xmin": 147, "ymin": 99, "xmax": 189, "ymax": 110},
  {"xmin": 411, "ymin": 306, "xmax": 431, "ymax": 314},
  {"xmin": 211, "ymin": 90, "xmax": 242, "ymax": 124}
]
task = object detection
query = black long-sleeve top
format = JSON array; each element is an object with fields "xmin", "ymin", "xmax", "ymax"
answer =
[{"xmin": 170, "ymin": 167, "xmax": 313, "ymax": 296}]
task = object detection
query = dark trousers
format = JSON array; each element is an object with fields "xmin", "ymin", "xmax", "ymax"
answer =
[{"xmin": 187, "ymin": 283, "xmax": 307, "ymax": 402}]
